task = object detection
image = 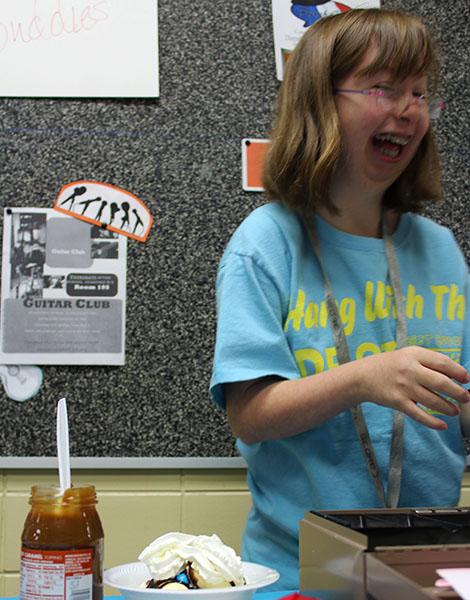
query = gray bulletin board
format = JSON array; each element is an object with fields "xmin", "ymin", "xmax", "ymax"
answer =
[{"xmin": 0, "ymin": 0, "xmax": 468, "ymax": 462}]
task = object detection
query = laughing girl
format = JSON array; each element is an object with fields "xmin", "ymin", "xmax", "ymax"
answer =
[{"xmin": 211, "ymin": 9, "xmax": 470, "ymax": 590}]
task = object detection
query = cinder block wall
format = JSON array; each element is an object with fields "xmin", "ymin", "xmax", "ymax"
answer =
[
  {"xmin": 3, "ymin": 468, "xmax": 470, "ymax": 597},
  {"xmin": 0, "ymin": 469, "xmax": 251, "ymax": 597}
]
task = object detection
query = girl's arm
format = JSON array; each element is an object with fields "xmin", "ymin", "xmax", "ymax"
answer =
[{"xmin": 226, "ymin": 346, "xmax": 470, "ymax": 444}]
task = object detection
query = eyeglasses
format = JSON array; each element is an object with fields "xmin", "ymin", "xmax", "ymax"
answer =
[{"xmin": 334, "ymin": 87, "xmax": 445, "ymax": 120}]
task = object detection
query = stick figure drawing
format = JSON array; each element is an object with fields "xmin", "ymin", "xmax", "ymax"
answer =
[{"xmin": 54, "ymin": 180, "xmax": 153, "ymax": 242}]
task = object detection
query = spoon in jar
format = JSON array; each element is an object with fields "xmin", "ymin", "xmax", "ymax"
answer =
[{"xmin": 57, "ymin": 397, "xmax": 71, "ymax": 493}]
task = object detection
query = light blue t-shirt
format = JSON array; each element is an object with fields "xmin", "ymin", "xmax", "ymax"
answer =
[{"xmin": 210, "ymin": 202, "xmax": 469, "ymax": 590}]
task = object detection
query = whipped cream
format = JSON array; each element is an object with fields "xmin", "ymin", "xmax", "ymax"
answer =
[{"xmin": 138, "ymin": 532, "xmax": 245, "ymax": 588}]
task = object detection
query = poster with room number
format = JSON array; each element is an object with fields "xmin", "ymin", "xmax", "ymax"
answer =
[{"xmin": 0, "ymin": 208, "xmax": 127, "ymax": 365}]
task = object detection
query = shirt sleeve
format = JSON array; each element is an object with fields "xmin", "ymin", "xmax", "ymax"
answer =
[{"xmin": 210, "ymin": 250, "xmax": 300, "ymax": 410}]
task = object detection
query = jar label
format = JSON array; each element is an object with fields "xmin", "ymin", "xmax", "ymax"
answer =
[{"xmin": 20, "ymin": 547, "xmax": 93, "ymax": 600}]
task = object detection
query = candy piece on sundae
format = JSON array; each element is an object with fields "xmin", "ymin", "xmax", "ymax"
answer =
[
  {"xmin": 138, "ymin": 532, "xmax": 245, "ymax": 589},
  {"xmin": 176, "ymin": 572, "xmax": 191, "ymax": 586}
]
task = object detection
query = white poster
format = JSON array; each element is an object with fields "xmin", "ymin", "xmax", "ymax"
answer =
[
  {"xmin": 272, "ymin": 0, "xmax": 381, "ymax": 81},
  {"xmin": 0, "ymin": 0, "xmax": 159, "ymax": 97},
  {"xmin": 0, "ymin": 208, "xmax": 127, "ymax": 365}
]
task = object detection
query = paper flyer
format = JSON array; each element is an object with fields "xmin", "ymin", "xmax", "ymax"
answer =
[
  {"xmin": 0, "ymin": 208, "xmax": 127, "ymax": 365},
  {"xmin": 272, "ymin": 0, "xmax": 381, "ymax": 80},
  {"xmin": 241, "ymin": 139, "xmax": 270, "ymax": 192},
  {"xmin": 436, "ymin": 569, "xmax": 470, "ymax": 600}
]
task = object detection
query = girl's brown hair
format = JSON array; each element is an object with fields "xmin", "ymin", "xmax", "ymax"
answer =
[{"xmin": 263, "ymin": 9, "xmax": 441, "ymax": 214}]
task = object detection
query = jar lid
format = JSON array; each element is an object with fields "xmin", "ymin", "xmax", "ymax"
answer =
[{"xmin": 29, "ymin": 484, "xmax": 97, "ymax": 505}]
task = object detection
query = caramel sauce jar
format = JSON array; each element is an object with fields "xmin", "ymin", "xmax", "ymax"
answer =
[{"xmin": 20, "ymin": 485, "xmax": 104, "ymax": 600}]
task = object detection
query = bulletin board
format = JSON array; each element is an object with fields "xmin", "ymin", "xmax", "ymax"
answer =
[{"xmin": 0, "ymin": 0, "xmax": 468, "ymax": 463}]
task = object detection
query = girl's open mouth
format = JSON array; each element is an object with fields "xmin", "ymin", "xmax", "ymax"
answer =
[{"xmin": 372, "ymin": 133, "xmax": 410, "ymax": 159}]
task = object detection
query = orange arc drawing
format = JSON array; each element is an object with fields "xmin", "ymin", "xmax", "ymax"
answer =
[{"xmin": 53, "ymin": 180, "xmax": 153, "ymax": 243}]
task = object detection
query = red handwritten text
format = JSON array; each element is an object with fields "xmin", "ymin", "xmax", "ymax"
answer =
[{"xmin": 0, "ymin": 0, "xmax": 109, "ymax": 53}]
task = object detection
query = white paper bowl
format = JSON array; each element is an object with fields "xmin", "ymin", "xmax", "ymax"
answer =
[{"xmin": 104, "ymin": 561, "xmax": 280, "ymax": 600}]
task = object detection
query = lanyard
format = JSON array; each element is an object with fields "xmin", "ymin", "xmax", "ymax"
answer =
[{"xmin": 302, "ymin": 211, "xmax": 407, "ymax": 508}]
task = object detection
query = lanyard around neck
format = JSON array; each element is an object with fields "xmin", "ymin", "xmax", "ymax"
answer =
[{"xmin": 302, "ymin": 211, "xmax": 407, "ymax": 508}]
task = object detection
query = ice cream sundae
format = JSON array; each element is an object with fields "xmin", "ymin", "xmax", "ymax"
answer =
[{"xmin": 138, "ymin": 532, "xmax": 245, "ymax": 590}]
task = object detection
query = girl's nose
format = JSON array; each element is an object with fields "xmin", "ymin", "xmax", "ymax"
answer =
[{"xmin": 391, "ymin": 94, "xmax": 421, "ymax": 120}]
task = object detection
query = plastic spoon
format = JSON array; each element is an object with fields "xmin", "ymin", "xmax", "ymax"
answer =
[{"xmin": 57, "ymin": 397, "xmax": 71, "ymax": 492}]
